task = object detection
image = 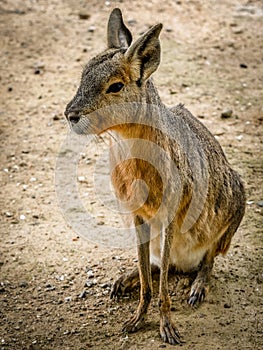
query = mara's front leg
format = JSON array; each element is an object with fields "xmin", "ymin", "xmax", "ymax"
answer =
[
  {"xmin": 159, "ymin": 225, "xmax": 181, "ymax": 345},
  {"xmin": 122, "ymin": 216, "xmax": 152, "ymax": 333}
]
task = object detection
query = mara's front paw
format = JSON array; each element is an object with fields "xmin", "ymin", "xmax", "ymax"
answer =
[
  {"xmin": 188, "ymin": 279, "xmax": 209, "ymax": 306},
  {"xmin": 110, "ymin": 270, "xmax": 140, "ymax": 299},
  {"xmin": 110, "ymin": 276, "xmax": 126, "ymax": 299},
  {"xmin": 160, "ymin": 315, "xmax": 181, "ymax": 345}
]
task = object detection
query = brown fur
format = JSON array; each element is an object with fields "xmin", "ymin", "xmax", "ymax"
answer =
[{"xmin": 64, "ymin": 8, "xmax": 246, "ymax": 345}]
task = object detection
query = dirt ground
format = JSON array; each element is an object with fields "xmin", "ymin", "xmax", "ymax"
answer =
[{"xmin": 0, "ymin": 0, "xmax": 262, "ymax": 349}]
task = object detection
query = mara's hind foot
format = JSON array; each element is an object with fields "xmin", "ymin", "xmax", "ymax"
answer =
[
  {"xmin": 110, "ymin": 265, "xmax": 159, "ymax": 299},
  {"xmin": 160, "ymin": 314, "xmax": 182, "ymax": 345},
  {"xmin": 188, "ymin": 253, "xmax": 214, "ymax": 306}
]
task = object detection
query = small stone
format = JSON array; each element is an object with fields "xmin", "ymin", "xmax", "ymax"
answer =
[
  {"xmin": 5, "ymin": 211, "xmax": 14, "ymax": 217},
  {"xmin": 88, "ymin": 26, "xmax": 96, "ymax": 33},
  {"xmin": 45, "ymin": 284, "xmax": 56, "ymax": 291},
  {"xmin": 79, "ymin": 290, "xmax": 87, "ymax": 299},
  {"xmin": 236, "ymin": 134, "xmax": 243, "ymax": 141},
  {"xmin": 240, "ymin": 63, "xmax": 248, "ymax": 69},
  {"xmin": 233, "ymin": 28, "xmax": 244, "ymax": 34},
  {"xmin": 34, "ymin": 61, "xmax": 45, "ymax": 69},
  {"xmin": 20, "ymin": 214, "xmax": 26, "ymax": 220},
  {"xmin": 53, "ymin": 114, "xmax": 60, "ymax": 121},
  {"xmin": 221, "ymin": 109, "xmax": 233, "ymax": 119},
  {"xmin": 224, "ymin": 303, "xmax": 231, "ymax": 308},
  {"xmin": 87, "ymin": 270, "xmax": 94, "ymax": 278},
  {"xmin": 256, "ymin": 200, "xmax": 263, "ymax": 207},
  {"xmin": 78, "ymin": 12, "xmax": 90, "ymax": 20},
  {"xmin": 78, "ymin": 176, "xmax": 86, "ymax": 182},
  {"xmin": 19, "ymin": 281, "xmax": 28, "ymax": 288},
  {"xmin": 85, "ymin": 281, "xmax": 94, "ymax": 288},
  {"xmin": 8, "ymin": 87, "xmax": 13, "ymax": 92}
]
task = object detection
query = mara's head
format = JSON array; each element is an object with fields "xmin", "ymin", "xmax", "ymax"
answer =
[{"xmin": 64, "ymin": 8, "xmax": 162, "ymax": 134}]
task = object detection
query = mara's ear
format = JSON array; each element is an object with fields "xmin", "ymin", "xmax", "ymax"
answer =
[
  {"xmin": 125, "ymin": 23, "xmax": 162, "ymax": 82},
  {"xmin": 107, "ymin": 8, "xmax": 132, "ymax": 49}
]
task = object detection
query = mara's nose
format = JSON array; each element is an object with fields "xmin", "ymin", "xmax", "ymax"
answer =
[{"xmin": 64, "ymin": 110, "xmax": 81, "ymax": 124}]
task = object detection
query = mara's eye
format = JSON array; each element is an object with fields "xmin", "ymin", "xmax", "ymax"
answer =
[{"xmin": 106, "ymin": 82, "xmax": 124, "ymax": 94}]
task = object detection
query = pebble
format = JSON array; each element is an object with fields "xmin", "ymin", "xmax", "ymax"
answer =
[
  {"xmin": 85, "ymin": 281, "xmax": 94, "ymax": 288},
  {"xmin": 97, "ymin": 221, "xmax": 105, "ymax": 226},
  {"xmin": 79, "ymin": 290, "xmax": 87, "ymax": 298},
  {"xmin": 233, "ymin": 28, "xmax": 244, "ymax": 35},
  {"xmin": 88, "ymin": 26, "xmax": 96, "ymax": 33},
  {"xmin": 78, "ymin": 176, "xmax": 86, "ymax": 182},
  {"xmin": 20, "ymin": 214, "xmax": 26, "ymax": 220},
  {"xmin": 236, "ymin": 135, "xmax": 243, "ymax": 141},
  {"xmin": 33, "ymin": 61, "xmax": 45, "ymax": 69},
  {"xmin": 240, "ymin": 63, "xmax": 248, "ymax": 69},
  {"xmin": 87, "ymin": 279, "xmax": 97, "ymax": 288},
  {"xmin": 221, "ymin": 109, "xmax": 233, "ymax": 118},
  {"xmin": 53, "ymin": 114, "xmax": 60, "ymax": 121},
  {"xmin": 45, "ymin": 284, "xmax": 56, "ymax": 291},
  {"xmin": 87, "ymin": 270, "xmax": 94, "ymax": 278},
  {"xmin": 19, "ymin": 281, "xmax": 28, "ymax": 288},
  {"xmin": 256, "ymin": 200, "xmax": 263, "ymax": 207},
  {"xmin": 5, "ymin": 211, "xmax": 14, "ymax": 217},
  {"xmin": 78, "ymin": 12, "xmax": 90, "ymax": 20}
]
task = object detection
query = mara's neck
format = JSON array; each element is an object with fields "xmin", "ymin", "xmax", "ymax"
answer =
[{"xmin": 145, "ymin": 79, "xmax": 163, "ymax": 107}]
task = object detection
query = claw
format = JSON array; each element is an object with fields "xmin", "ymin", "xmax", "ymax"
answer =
[
  {"xmin": 188, "ymin": 283, "xmax": 206, "ymax": 306},
  {"xmin": 110, "ymin": 279, "xmax": 125, "ymax": 299},
  {"xmin": 160, "ymin": 316, "xmax": 182, "ymax": 345}
]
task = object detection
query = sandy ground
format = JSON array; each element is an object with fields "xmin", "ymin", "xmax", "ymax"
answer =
[{"xmin": 0, "ymin": 0, "xmax": 263, "ymax": 349}]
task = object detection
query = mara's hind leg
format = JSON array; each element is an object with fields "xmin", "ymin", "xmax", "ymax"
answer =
[
  {"xmin": 110, "ymin": 264, "xmax": 159, "ymax": 299},
  {"xmin": 188, "ymin": 251, "xmax": 214, "ymax": 306},
  {"xmin": 188, "ymin": 216, "xmax": 245, "ymax": 306}
]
